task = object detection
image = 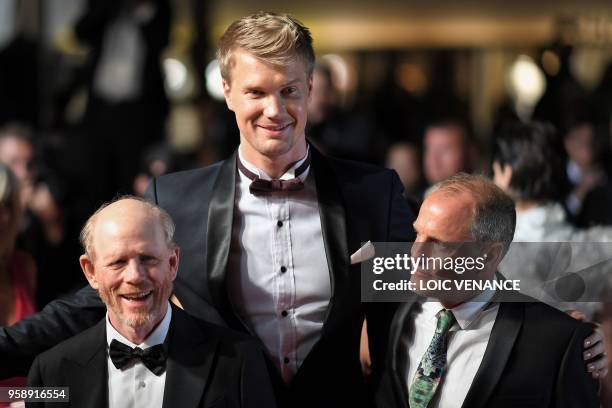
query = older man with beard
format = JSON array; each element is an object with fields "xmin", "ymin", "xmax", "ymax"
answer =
[{"xmin": 26, "ymin": 197, "xmax": 275, "ymax": 408}]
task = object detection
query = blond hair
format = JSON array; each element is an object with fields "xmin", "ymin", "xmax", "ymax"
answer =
[
  {"xmin": 217, "ymin": 11, "xmax": 315, "ymax": 81},
  {"xmin": 79, "ymin": 196, "xmax": 176, "ymax": 258}
]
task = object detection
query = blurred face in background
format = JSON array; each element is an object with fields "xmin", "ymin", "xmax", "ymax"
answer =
[
  {"xmin": 308, "ymin": 67, "xmax": 336, "ymax": 124},
  {"xmin": 564, "ymin": 124, "xmax": 596, "ymax": 169},
  {"xmin": 424, "ymin": 125, "xmax": 468, "ymax": 184},
  {"xmin": 386, "ymin": 143, "xmax": 422, "ymax": 194},
  {"xmin": 0, "ymin": 167, "xmax": 21, "ymax": 256},
  {"xmin": 0, "ymin": 136, "xmax": 34, "ymax": 185}
]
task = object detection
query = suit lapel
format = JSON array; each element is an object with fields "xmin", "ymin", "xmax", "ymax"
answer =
[
  {"xmin": 388, "ymin": 293, "xmax": 420, "ymax": 408},
  {"xmin": 64, "ymin": 320, "xmax": 108, "ymax": 408},
  {"xmin": 205, "ymin": 151, "xmax": 244, "ymax": 329},
  {"xmin": 163, "ymin": 306, "xmax": 219, "ymax": 408},
  {"xmin": 461, "ymin": 301, "xmax": 524, "ymax": 408},
  {"xmin": 310, "ymin": 148, "xmax": 350, "ymax": 336}
]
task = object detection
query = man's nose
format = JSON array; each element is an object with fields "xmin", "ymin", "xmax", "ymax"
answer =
[
  {"xmin": 124, "ymin": 260, "xmax": 146, "ymax": 283},
  {"xmin": 263, "ymin": 95, "xmax": 284, "ymax": 118},
  {"xmin": 411, "ymin": 240, "xmax": 424, "ymax": 258}
]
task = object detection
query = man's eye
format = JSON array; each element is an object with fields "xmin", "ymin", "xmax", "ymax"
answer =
[
  {"xmin": 109, "ymin": 260, "xmax": 126, "ymax": 268},
  {"xmin": 140, "ymin": 255, "xmax": 159, "ymax": 264},
  {"xmin": 282, "ymin": 87, "xmax": 297, "ymax": 96},
  {"xmin": 247, "ymin": 90, "xmax": 263, "ymax": 97}
]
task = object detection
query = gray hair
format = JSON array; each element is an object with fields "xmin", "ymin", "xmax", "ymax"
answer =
[
  {"xmin": 79, "ymin": 195, "xmax": 176, "ymax": 258},
  {"xmin": 434, "ymin": 173, "xmax": 516, "ymax": 252}
]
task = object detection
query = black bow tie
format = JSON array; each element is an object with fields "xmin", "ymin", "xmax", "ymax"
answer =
[
  {"xmin": 109, "ymin": 339, "xmax": 167, "ymax": 375},
  {"xmin": 237, "ymin": 150, "xmax": 311, "ymax": 196}
]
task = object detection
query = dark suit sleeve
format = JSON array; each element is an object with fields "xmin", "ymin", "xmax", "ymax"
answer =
[
  {"xmin": 0, "ymin": 285, "xmax": 104, "ymax": 378},
  {"xmin": 365, "ymin": 171, "xmax": 416, "ymax": 378},
  {"xmin": 239, "ymin": 341, "xmax": 277, "ymax": 408},
  {"xmin": 556, "ymin": 322, "xmax": 599, "ymax": 408},
  {"xmin": 25, "ymin": 356, "xmax": 45, "ymax": 408}
]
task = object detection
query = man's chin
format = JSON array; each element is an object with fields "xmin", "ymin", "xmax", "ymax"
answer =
[{"xmin": 119, "ymin": 312, "xmax": 155, "ymax": 329}]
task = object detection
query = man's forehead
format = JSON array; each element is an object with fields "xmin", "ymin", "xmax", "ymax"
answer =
[
  {"xmin": 426, "ymin": 126, "xmax": 464, "ymax": 143},
  {"xmin": 93, "ymin": 201, "xmax": 160, "ymax": 240},
  {"xmin": 421, "ymin": 190, "xmax": 475, "ymax": 221},
  {"xmin": 0, "ymin": 137, "xmax": 32, "ymax": 154},
  {"xmin": 227, "ymin": 49, "xmax": 309, "ymax": 81}
]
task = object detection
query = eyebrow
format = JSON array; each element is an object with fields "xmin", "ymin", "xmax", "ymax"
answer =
[
  {"xmin": 242, "ymin": 78, "xmax": 302, "ymax": 90},
  {"xmin": 282, "ymin": 79, "xmax": 301, "ymax": 86}
]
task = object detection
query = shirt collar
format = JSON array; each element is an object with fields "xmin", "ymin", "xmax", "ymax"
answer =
[
  {"xmin": 421, "ymin": 286, "xmax": 496, "ymax": 331},
  {"xmin": 237, "ymin": 144, "xmax": 310, "ymax": 182},
  {"xmin": 106, "ymin": 301, "xmax": 172, "ymax": 349}
]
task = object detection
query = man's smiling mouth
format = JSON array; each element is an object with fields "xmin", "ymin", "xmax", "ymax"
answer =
[
  {"xmin": 120, "ymin": 291, "xmax": 153, "ymax": 301},
  {"xmin": 257, "ymin": 123, "xmax": 292, "ymax": 131}
]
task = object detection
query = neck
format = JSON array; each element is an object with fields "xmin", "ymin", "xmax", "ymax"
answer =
[{"xmin": 240, "ymin": 139, "xmax": 307, "ymax": 179}]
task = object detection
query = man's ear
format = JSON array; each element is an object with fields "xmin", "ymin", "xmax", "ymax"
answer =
[
  {"xmin": 222, "ymin": 79, "xmax": 234, "ymax": 111},
  {"xmin": 168, "ymin": 246, "xmax": 180, "ymax": 282},
  {"xmin": 306, "ymin": 74, "xmax": 313, "ymax": 103},
  {"xmin": 483, "ymin": 243, "xmax": 505, "ymax": 272},
  {"xmin": 80, "ymin": 254, "xmax": 98, "ymax": 290}
]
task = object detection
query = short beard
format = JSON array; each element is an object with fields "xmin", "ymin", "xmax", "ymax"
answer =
[{"xmin": 98, "ymin": 274, "xmax": 173, "ymax": 331}]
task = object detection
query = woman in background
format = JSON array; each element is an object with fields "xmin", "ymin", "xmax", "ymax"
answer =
[{"xmin": 0, "ymin": 163, "xmax": 36, "ymax": 406}]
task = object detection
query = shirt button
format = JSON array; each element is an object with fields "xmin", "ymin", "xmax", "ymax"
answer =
[
  {"xmin": 139, "ymin": 381, "xmax": 146, "ymax": 388},
  {"xmin": 281, "ymin": 310, "xmax": 288, "ymax": 317},
  {"xmin": 283, "ymin": 357, "xmax": 290, "ymax": 364},
  {"xmin": 277, "ymin": 220, "xmax": 283, "ymax": 227},
  {"xmin": 280, "ymin": 266, "xmax": 287, "ymax": 273}
]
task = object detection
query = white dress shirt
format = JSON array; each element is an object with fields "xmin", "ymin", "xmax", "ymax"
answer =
[
  {"xmin": 403, "ymin": 290, "xmax": 498, "ymax": 408},
  {"xmin": 106, "ymin": 302, "xmax": 172, "ymax": 408},
  {"xmin": 227, "ymin": 145, "xmax": 331, "ymax": 383}
]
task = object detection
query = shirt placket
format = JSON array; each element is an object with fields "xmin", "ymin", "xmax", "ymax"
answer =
[
  {"xmin": 134, "ymin": 363, "xmax": 147, "ymax": 408},
  {"xmin": 270, "ymin": 194, "xmax": 296, "ymax": 382}
]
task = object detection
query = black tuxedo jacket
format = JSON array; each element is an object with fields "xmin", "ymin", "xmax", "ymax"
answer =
[
  {"xmin": 26, "ymin": 305, "xmax": 276, "ymax": 408},
  {"xmin": 374, "ymin": 292, "xmax": 599, "ymax": 408},
  {"xmin": 0, "ymin": 148, "xmax": 416, "ymax": 407}
]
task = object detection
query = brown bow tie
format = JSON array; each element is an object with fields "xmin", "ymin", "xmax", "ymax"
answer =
[{"xmin": 237, "ymin": 151, "xmax": 311, "ymax": 195}]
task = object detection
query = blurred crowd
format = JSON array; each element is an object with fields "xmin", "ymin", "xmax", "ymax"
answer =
[{"xmin": 0, "ymin": 0, "xmax": 612, "ymax": 404}]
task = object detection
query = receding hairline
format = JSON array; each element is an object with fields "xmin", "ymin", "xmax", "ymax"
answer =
[{"xmin": 80, "ymin": 197, "xmax": 176, "ymax": 258}]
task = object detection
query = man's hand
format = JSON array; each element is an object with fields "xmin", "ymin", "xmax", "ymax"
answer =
[{"xmin": 584, "ymin": 327, "xmax": 608, "ymax": 379}]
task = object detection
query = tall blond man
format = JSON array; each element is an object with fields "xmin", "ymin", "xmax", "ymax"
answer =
[{"xmin": 0, "ymin": 12, "xmax": 416, "ymax": 407}]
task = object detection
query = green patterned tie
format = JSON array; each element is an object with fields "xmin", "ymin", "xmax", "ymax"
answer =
[{"xmin": 409, "ymin": 309, "xmax": 456, "ymax": 408}]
